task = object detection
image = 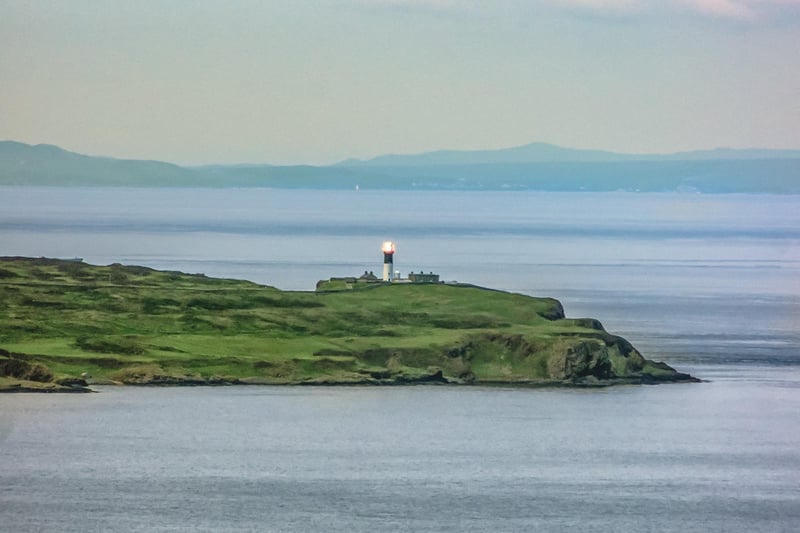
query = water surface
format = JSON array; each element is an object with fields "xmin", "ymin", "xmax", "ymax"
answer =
[
  {"xmin": 2, "ymin": 375, "xmax": 800, "ymax": 532},
  {"xmin": 1, "ymin": 188, "xmax": 799, "ymax": 531}
]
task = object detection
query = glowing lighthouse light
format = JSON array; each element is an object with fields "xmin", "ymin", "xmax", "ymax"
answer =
[{"xmin": 382, "ymin": 241, "xmax": 395, "ymax": 281}]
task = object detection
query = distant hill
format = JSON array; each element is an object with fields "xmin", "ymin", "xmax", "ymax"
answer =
[
  {"xmin": 337, "ymin": 142, "xmax": 800, "ymax": 166},
  {"xmin": 1, "ymin": 140, "xmax": 799, "ymax": 193},
  {"xmin": 0, "ymin": 141, "xmax": 198, "ymax": 186}
]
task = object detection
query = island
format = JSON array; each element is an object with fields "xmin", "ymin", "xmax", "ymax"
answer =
[{"xmin": 0, "ymin": 257, "xmax": 697, "ymax": 392}]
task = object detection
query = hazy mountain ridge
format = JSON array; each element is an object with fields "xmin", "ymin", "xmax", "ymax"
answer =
[
  {"xmin": 0, "ymin": 140, "xmax": 197, "ymax": 186},
  {"xmin": 1, "ymin": 140, "xmax": 799, "ymax": 193},
  {"xmin": 337, "ymin": 142, "xmax": 800, "ymax": 166}
]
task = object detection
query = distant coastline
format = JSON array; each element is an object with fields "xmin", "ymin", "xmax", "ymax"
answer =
[{"xmin": 2, "ymin": 140, "xmax": 799, "ymax": 194}]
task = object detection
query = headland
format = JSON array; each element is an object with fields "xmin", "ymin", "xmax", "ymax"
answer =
[{"xmin": 0, "ymin": 257, "xmax": 698, "ymax": 392}]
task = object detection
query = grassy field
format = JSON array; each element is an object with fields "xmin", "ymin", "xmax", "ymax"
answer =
[{"xmin": 0, "ymin": 257, "xmax": 695, "ymax": 391}]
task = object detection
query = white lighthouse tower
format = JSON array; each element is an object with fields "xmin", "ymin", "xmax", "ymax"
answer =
[{"xmin": 382, "ymin": 241, "xmax": 395, "ymax": 282}]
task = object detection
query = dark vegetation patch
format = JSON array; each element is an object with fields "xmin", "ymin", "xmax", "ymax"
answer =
[
  {"xmin": 431, "ymin": 315, "xmax": 502, "ymax": 329},
  {"xmin": 375, "ymin": 309, "xmax": 432, "ymax": 326},
  {"xmin": 537, "ymin": 298, "xmax": 566, "ymax": 320},
  {"xmin": 152, "ymin": 345, "xmax": 186, "ymax": 353},
  {"xmin": 74, "ymin": 335, "xmax": 147, "ymax": 355},
  {"xmin": 556, "ymin": 327, "xmax": 636, "ymax": 353},
  {"xmin": 250, "ymin": 295, "xmax": 324, "ymax": 308},
  {"xmin": 185, "ymin": 294, "xmax": 323, "ymax": 311},
  {"xmin": 229, "ymin": 314, "xmax": 280, "ymax": 332},
  {"xmin": 107, "ymin": 269, "xmax": 129, "ymax": 284},
  {"xmin": 20, "ymin": 297, "xmax": 69, "ymax": 309},
  {"xmin": 42, "ymin": 286, "xmax": 69, "ymax": 296},
  {"xmin": 110, "ymin": 264, "xmax": 153, "ymax": 276},
  {"xmin": 180, "ymin": 311, "xmax": 230, "ymax": 331},
  {"xmin": 29, "ymin": 268, "xmax": 56, "ymax": 280},
  {"xmin": 448, "ymin": 332, "xmax": 543, "ymax": 361},
  {"xmin": 0, "ymin": 267, "xmax": 19, "ymax": 279},
  {"xmin": 570, "ymin": 318, "xmax": 605, "ymax": 330},
  {"xmin": 186, "ymin": 297, "xmax": 243, "ymax": 311},
  {"xmin": 297, "ymin": 357, "xmax": 356, "ymax": 374},
  {"xmin": 260, "ymin": 318, "xmax": 308, "ymax": 334},
  {"xmin": 2, "ymin": 322, "xmax": 47, "ymax": 336},
  {"xmin": 0, "ymin": 355, "xmax": 54, "ymax": 382},
  {"xmin": 563, "ymin": 341, "xmax": 613, "ymax": 380},
  {"xmin": 84, "ymin": 357, "xmax": 126, "ymax": 368},
  {"xmin": 141, "ymin": 297, "xmax": 181, "ymax": 314},
  {"xmin": 304, "ymin": 312, "xmax": 369, "ymax": 336},
  {"xmin": 441, "ymin": 332, "xmax": 555, "ymax": 380},
  {"xmin": 255, "ymin": 360, "xmax": 301, "ymax": 379},
  {"xmin": 13, "ymin": 352, "xmax": 123, "ymax": 369},
  {"xmin": 57, "ymin": 261, "xmax": 93, "ymax": 280},
  {"xmin": 313, "ymin": 349, "xmax": 354, "ymax": 356},
  {"xmin": 358, "ymin": 346, "xmax": 442, "ymax": 368}
]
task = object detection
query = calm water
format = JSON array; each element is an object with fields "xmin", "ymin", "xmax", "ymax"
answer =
[
  {"xmin": 2, "ymin": 377, "xmax": 800, "ymax": 532},
  {"xmin": 1, "ymin": 188, "xmax": 800, "ymax": 531}
]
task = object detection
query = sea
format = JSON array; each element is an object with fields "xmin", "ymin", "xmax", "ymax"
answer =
[{"xmin": 1, "ymin": 187, "xmax": 799, "ymax": 532}]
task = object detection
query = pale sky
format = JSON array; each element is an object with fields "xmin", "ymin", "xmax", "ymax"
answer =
[{"xmin": 1, "ymin": 0, "xmax": 799, "ymax": 165}]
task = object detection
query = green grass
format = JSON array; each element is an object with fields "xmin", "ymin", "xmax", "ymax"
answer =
[{"xmin": 0, "ymin": 257, "xmax": 693, "ymax": 388}]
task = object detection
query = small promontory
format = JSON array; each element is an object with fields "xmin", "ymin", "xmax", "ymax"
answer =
[{"xmin": 0, "ymin": 257, "xmax": 697, "ymax": 391}]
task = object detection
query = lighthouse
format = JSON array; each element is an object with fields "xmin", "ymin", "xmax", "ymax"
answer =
[{"xmin": 382, "ymin": 241, "xmax": 395, "ymax": 282}]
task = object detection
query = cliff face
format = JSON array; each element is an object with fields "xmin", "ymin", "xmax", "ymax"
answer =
[
  {"xmin": 0, "ymin": 257, "xmax": 697, "ymax": 390},
  {"xmin": 428, "ymin": 327, "xmax": 679, "ymax": 386}
]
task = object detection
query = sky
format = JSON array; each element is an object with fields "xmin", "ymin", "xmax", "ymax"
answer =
[{"xmin": 1, "ymin": 0, "xmax": 799, "ymax": 165}]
